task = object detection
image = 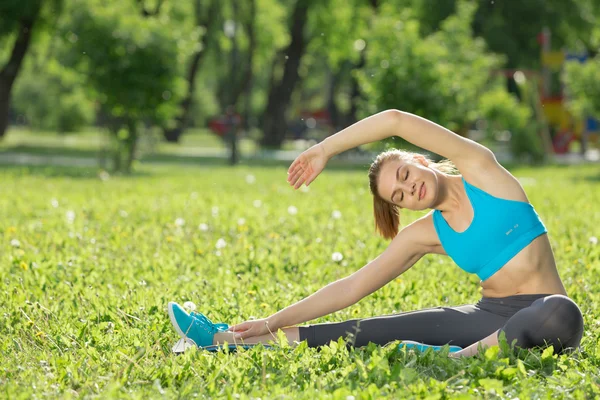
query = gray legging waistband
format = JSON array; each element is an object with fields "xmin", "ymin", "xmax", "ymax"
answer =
[{"xmin": 476, "ymin": 293, "xmax": 553, "ymax": 318}]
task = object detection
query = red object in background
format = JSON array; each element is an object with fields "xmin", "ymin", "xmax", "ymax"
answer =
[
  {"xmin": 208, "ymin": 113, "xmax": 242, "ymax": 136},
  {"xmin": 552, "ymin": 130, "xmax": 574, "ymax": 154},
  {"xmin": 299, "ymin": 109, "xmax": 332, "ymax": 127},
  {"xmin": 537, "ymin": 31, "xmax": 548, "ymax": 46}
]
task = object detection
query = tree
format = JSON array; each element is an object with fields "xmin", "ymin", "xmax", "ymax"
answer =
[
  {"xmin": 66, "ymin": 0, "xmax": 185, "ymax": 172},
  {"xmin": 359, "ymin": 2, "xmax": 502, "ymax": 132},
  {"xmin": 260, "ymin": 0, "xmax": 313, "ymax": 148},
  {"xmin": 163, "ymin": 0, "xmax": 222, "ymax": 143},
  {"xmin": 407, "ymin": 0, "xmax": 598, "ymax": 69},
  {"xmin": 0, "ymin": 0, "xmax": 59, "ymax": 138}
]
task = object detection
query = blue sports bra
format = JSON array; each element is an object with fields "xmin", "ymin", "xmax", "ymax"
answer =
[{"xmin": 432, "ymin": 177, "xmax": 547, "ymax": 281}]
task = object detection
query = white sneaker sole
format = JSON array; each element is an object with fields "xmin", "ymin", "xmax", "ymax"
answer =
[{"xmin": 167, "ymin": 302, "xmax": 197, "ymax": 346}]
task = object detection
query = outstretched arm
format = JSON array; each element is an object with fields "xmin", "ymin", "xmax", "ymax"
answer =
[{"xmin": 228, "ymin": 217, "xmax": 434, "ymax": 339}]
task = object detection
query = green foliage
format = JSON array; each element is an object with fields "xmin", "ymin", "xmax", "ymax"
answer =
[
  {"xmin": 12, "ymin": 59, "xmax": 95, "ymax": 132},
  {"xmin": 0, "ymin": 163, "xmax": 599, "ymax": 397},
  {"xmin": 65, "ymin": 1, "xmax": 185, "ymax": 124},
  {"xmin": 407, "ymin": 0, "xmax": 599, "ymax": 69},
  {"xmin": 61, "ymin": 0, "xmax": 186, "ymax": 171},
  {"xmin": 357, "ymin": 1, "xmax": 503, "ymax": 150},
  {"xmin": 0, "ymin": 0, "xmax": 42, "ymax": 37},
  {"xmin": 479, "ymin": 85, "xmax": 545, "ymax": 163},
  {"xmin": 564, "ymin": 56, "xmax": 600, "ymax": 120}
]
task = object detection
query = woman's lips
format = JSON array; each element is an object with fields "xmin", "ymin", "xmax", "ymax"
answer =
[{"xmin": 419, "ymin": 183, "xmax": 425, "ymax": 200}]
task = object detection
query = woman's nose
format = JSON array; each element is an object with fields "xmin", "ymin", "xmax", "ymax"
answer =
[{"xmin": 400, "ymin": 181, "xmax": 416, "ymax": 195}]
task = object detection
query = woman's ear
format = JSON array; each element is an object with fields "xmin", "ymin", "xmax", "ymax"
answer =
[{"xmin": 413, "ymin": 154, "xmax": 429, "ymax": 167}]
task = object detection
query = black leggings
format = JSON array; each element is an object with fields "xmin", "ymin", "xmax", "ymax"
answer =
[{"xmin": 298, "ymin": 294, "xmax": 584, "ymax": 353}]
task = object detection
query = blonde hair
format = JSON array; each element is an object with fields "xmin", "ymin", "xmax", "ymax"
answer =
[{"xmin": 368, "ymin": 149, "xmax": 457, "ymax": 240}]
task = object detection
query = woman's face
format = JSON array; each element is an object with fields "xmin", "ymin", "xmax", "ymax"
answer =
[{"xmin": 377, "ymin": 158, "xmax": 438, "ymax": 211}]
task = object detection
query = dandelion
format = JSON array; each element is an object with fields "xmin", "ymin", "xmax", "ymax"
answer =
[
  {"xmin": 51, "ymin": 199, "xmax": 59, "ymax": 208},
  {"xmin": 253, "ymin": 200, "xmax": 262, "ymax": 208},
  {"xmin": 10, "ymin": 239, "xmax": 21, "ymax": 248},
  {"xmin": 590, "ymin": 236, "xmax": 598, "ymax": 245},
  {"xmin": 98, "ymin": 170, "xmax": 110, "ymax": 181},
  {"xmin": 247, "ymin": 290, "xmax": 256, "ymax": 295},
  {"xmin": 315, "ymin": 237, "xmax": 322, "ymax": 243},
  {"xmin": 288, "ymin": 206, "xmax": 298, "ymax": 215},
  {"xmin": 190, "ymin": 192, "xmax": 198, "ymax": 199},
  {"xmin": 260, "ymin": 303, "xmax": 269, "ymax": 308},
  {"xmin": 245, "ymin": 174, "xmax": 256, "ymax": 184},
  {"xmin": 166, "ymin": 236, "xmax": 174, "ymax": 243},
  {"xmin": 199, "ymin": 223, "xmax": 209, "ymax": 231},
  {"xmin": 66, "ymin": 210, "xmax": 75, "ymax": 223},
  {"xmin": 19, "ymin": 261, "xmax": 28, "ymax": 271},
  {"xmin": 215, "ymin": 251, "xmax": 222, "ymax": 257},
  {"xmin": 332, "ymin": 252, "xmax": 343, "ymax": 262},
  {"xmin": 183, "ymin": 301, "xmax": 197, "ymax": 311},
  {"xmin": 237, "ymin": 218, "xmax": 246, "ymax": 226},
  {"xmin": 7, "ymin": 226, "xmax": 16, "ymax": 234},
  {"xmin": 212, "ymin": 206, "xmax": 219, "ymax": 216},
  {"xmin": 300, "ymin": 185, "xmax": 310, "ymax": 193},
  {"xmin": 175, "ymin": 218, "xmax": 185, "ymax": 227},
  {"xmin": 331, "ymin": 210, "xmax": 342, "ymax": 219},
  {"xmin": 196, "ymin": 249, "xmax": 204, "ymax": 255},
  {"xmin": 216, "ymin": 238, "xmax": 227, "ymax": 249},
  {"xmin": 119, "ymin": 210, "xmax": 128, "ymax": 218}
]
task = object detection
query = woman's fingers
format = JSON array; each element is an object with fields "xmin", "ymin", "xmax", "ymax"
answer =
[
  {"xmin": 288, "ymin": 166, "xmax": 305, "ymax": 186},
  {"xmin": 293, "ymin": 170, "xmax": 309, "ymax": 189},
  {"xmin": 288, "ymin": 158, "xmax": 302, "ymax": 175},
  {"xmin": 227, "ymin": 323, "xmax": 248, "ymax": 332}
]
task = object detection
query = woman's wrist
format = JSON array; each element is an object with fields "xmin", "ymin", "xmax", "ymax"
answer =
[
  {"xmin": 265, "ymin": 313, "xmax": 283, "ymax": 331},
  {"xmin": 320, "ymin": 138, "xmax": 335, "ymax": 159}
]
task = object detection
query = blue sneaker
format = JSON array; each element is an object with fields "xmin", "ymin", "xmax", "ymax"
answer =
[
  {"xmin": 168, "ymin": 302, "xmax": 229, "ymax": 347},
  {"xmin": 398, "ymin": 340, "xmax": 462, "ymax": 353}
]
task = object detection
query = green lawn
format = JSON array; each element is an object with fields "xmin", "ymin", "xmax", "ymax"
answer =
[{"xmin": 1, "ymin": 163, "xmax": 599, "ymax": 398}]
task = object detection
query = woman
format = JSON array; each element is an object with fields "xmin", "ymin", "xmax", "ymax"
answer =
[{"xmin": 168, "ymin": 110, "xmax": 584, "ymax": 357}]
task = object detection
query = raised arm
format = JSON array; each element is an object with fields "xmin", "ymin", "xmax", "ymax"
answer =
[
  {"xmin": 289, "ymin": 110, "xmax": 495, "ymax": 189},
  {"xmin": 322, "ymin": 110, "xmax": 494, "ymax": 165}
]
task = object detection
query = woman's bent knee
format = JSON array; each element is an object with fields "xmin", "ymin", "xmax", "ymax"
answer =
[{"xmin": 500, "ymin": 295, "xmax": 584, "ymax": 353}]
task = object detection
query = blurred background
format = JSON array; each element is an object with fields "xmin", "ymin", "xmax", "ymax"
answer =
[{"xmin": 1, "ymin": 0, "xmax": 599, "ymax": 172}]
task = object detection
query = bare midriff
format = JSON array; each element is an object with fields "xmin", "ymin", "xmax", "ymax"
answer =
[{"xmin": 479, "ymin": 234, "xmax": 568, "ymax": 298}]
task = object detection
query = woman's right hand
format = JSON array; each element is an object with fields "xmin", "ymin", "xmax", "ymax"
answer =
[
  {"xmin": 287, "ymin": 142, "xmax": 329, "ymax": 189},
  {"xmin": 226, "ymin": 318, "xmax": 273, "ymax": 340}
]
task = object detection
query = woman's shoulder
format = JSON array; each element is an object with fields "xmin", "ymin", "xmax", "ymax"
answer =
[
  {"xmin": 400, "ymin": 212, "xmax": 445, "ymax": 255},
  {"xmin": 457, "ymin": 158, "xmax": 530, "ymax": 203}
]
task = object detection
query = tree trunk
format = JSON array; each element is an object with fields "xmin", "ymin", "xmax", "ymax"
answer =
[
  {"xmin": 124, "ymin": 120, "xmax": 139, "ymax": 173},
  {"xmin": 326, "ymin": 65, "xmax": 342, "ymax": 131},
  {"xmin": 0, "ymin": 13, "xmax": 39, "ymax": 139},
  {"xmin": 342, "ymin": 0, "xmax": 379, "ymax": 129},
  {"xmin": 260, "ymin": 0, "xmax": 311, "ymax": 148},
  {"xmin": 163, "ymin": 0, "xmax": 219, "ymax": 143},
  {"xmin": 344, "ymin": 50, "xmax": 366, "ymax": 128},
  {"xmin": 242, "ymin": 0, "xmax": 257, "ymax": 131}
]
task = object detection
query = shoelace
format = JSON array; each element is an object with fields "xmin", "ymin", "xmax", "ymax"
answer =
[{"xmin": 190, "ymin": 312, "xmax": 228, "ymax": 333}]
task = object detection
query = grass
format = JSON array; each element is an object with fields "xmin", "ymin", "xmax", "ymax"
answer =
[{"xmin": 1, "ymin": 162, "xmax": 599, "ymax": 399}]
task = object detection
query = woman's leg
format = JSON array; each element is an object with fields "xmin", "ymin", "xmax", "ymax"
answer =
[
  {"xmin": 497, "ymin": 294, "xmax": 584, "ymax": 354},
  {"xmin": 213, "ymin": 327, "xmax": 301, "ymax": 346},
  {"xmin": 286, "ymin": 304, "xmax": 509, "ymax": 349}
]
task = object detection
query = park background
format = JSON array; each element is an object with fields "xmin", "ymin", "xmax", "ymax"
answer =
[{"xmin": 1, "ymin": 0, "xmax": 600, "ymax": 398}]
